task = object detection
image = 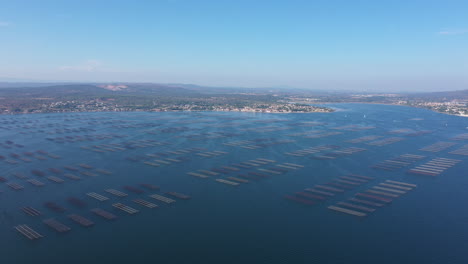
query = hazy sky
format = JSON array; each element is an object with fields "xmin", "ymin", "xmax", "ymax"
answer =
[{"xmin": 1, "ymin": 0, "xmax": 467, "ymax": 91}]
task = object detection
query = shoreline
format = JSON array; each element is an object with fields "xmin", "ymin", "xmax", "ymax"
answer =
[
  {"xmin": 299, "ymin": 101, "xmax": 468, "ymax": 118},
  {"xmin": 0, "ymin": 108, "xmax": 335, "ymax": 116},
  {"xmin": 3, "ymin": 101, "xmax": 465, "ymax": 117}
]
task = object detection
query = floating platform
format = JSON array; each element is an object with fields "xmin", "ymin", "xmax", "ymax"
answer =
[
  {"xmin": 407, "ymin": 169, "xmax": 439, "ymax": 176},
  {"xmin": 226, "ymin": 176, "xmax": 249, "ymax": 183},
  {"xmin": 337, "ymin": 202, "xmax": 375, "ymax": 212},
  {"xmin": 27, "ymin": 179, "xmax": 45, "ymax": 187},
  {"xmin": 15, "ymin": 224, "xmax": 43, "ymax": 240},
  {"xmin": 7, "ymin": 182, "xmax": 24, "ymax": 190},
  {"xmin": 451, "ymin": 133, "xmax": 468, "ymax": 141},
  {"xmin": 13, "ymin": 172, "xmax": 27, "ymax": 179},
  {"xmin": 222, "ymin": 166, "xmax": 239, "ymax": 171},
  {"xmin": 304, "ymin": 188, "xmax": 334, "ymax": 196},
  {"xmin": 63, "ymin": 173, "xmax": 81, "ymax": 180},
  {"xmin": 149, "ymin": 194, "xmax": 176, "ymax": 204},
  {"xmin": 329, "ymin": 181, "xmax": 412, "ymax": 217},
  {"xmin": 348, "ymin": 198, "xmax": 384, "ymax": 207},
  {"xmin": 43, "ymin": 218, "xmax": 71, "ymax": 233},
  {"xmin": 165, "ymin": 192, "xmax": 191, "ymax": 200},
  {"xmin": 276, "ymin": 164, "xmax": 298, "ymax": 170},
  {"xmin": 379, "ymin": 183, "xmax": 412, "ymax": 191},
  {"xmin": 258, "ymin": 168, "xmax": 282, "ymax": 174},
  {"xmin": 242, "ymin": 161, "xmax": 259, "ymax": 167},
  {"xmin": 348, "ymin": 174, "xmax": 375, "ymax": 180},
  {"xmin": 198, "ymin": 170, "xmax": 218, "ymax": 176},
  {"xmin": 47, "ymin": 176, "xmax": 64, "ymax": 183},
  {"xmin": 21, "ymin": 206, "xmax": 41, "ymax": 216},
  {"xmin": 257, "ymin": 158, "xmax": 276, "ymax": 163},
  {"xmin": 105, "ymin": 189, "xmax": 128, "ymax": 197},
  {"xmin": 80, "ymin": 171, "xmax": 98, "ymax": 177},
  {"xmin": 407, "ymin": 157, "xmax": 461, "ymax": 176},
  {"xmin": 328, "ymin": 205, "xmax": 366, "ymax": 217},
  {"xmin": 187, "ymin": 172, "xmax": 209, "ymax": 178},
  {"xmin": 91, "ymin": 208, "xmax": 117, "ymax": 220},
  {"xmin": 385, "ymin": 180, "xmax": 417, "ymax": 188},
  {"xmin": 86, "ymin": 192, "xmax": 109, "ymax": 201},
  {"xmin": 449, "ymin": 144, "xmax": 468, "ymax": 156},
  {"xmin": 356, "ymin": 193, "xmax": 392, "ymax": 203},
  {"xmin": 47, "ymin": 154, "xmax": 61, "ymax": 159},
  {"xmin": 366, "ymin": 137, "xmax": 404, "ymax": 147},
  {"xmin": 133, "ymin": 199, "xmax": 158, "ymax": 208},
  {"xmin": 420, "ymin": 141, "xmax": 456, "ymax": 152},
  {"xmin": 211, "ymin": 168, "xmax": 229, "ymax": 174},
  {"xmin": 315, "ymin": 185, "xmax": 344, "ymax": 193},
  {"xmin": 68, "ymin": 214, "xmax": 94, "ymax": 227},
  {"xmin": 367, "ymin": 189, "xmax": 399, "ymax": 198},
  {"xmin": 154, "ymin": 159, "xmax": 171, "ymax": 165},
  {"xmin": 113, "ymin": 203, "xmax": 139, "ymax": 214},
  {"xmin": 79, "ymin": 163, "xmax": 94, "ymax": 169},
  {"xmin": 248, "ymin": 159, "xmax": 268, "ymax": 165},
  {"xmin": 347, "ymin": 135, "xmax": 382, "ymax": 143},
  {"xmin": 234, "ymin": 163, "xmax": 251, "ymax": 169},
  {"xmin": 372, "ymin": 186, "xmax": 406, "ymax": 194},
  {"xmin": 270, "ymin": 167, "xmax": 288, "ymax": 173},
  {"xmin": 283, "ymin": 162, "xmax": 303, "ymax": 168},
  {"xmin": 143, "ymin": 161, "xmax": 160, "ymax": 167},
  {"xmin": 371, "ymin": 154, "xmax": 425, "ymax": 171},
  {"xmin": 215, "ymin": 178, "xmax": 240, "ymax": 186}
]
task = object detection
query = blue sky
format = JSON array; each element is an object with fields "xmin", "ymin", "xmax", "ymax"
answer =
[{"xmin": 0, "ymin": 0, "xmax": 467, "ymax": 91}]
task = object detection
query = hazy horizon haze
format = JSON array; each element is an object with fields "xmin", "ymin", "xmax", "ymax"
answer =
[{"xmin": 1, "ymin": 0, "xmax": 467, "ymax": 92}]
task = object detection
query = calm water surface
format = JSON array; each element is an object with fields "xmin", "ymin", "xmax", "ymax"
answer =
[{"xmin": 0, "ymin": 103, "xmax": 467, "ymax": 264}]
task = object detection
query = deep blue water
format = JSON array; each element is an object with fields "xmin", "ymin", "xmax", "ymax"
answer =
[{"xmin": 0, "ymin": 103, "xmax": 467, "ymax": 264}]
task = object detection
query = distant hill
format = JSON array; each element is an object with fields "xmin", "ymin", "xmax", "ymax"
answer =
[
  {"xmin": 0, "ymin": 84, "xmax": 106, "ymax": 96},
  {"xmin": 0, "ymin": 82, "xmax": 336, "ymax": 114},
  {"xmin": 0, "ymin": 81, "xmax": 466, "ymax": 99},
  {"xmin": 0, "ymin": 83, "xmax": 199, "ymax": 98},
  {"xmin": 95, "ymin": 83, "xmax": 200, "ymax": 96},
  {"xmin": 0, "ymin": 82, "xmax": 76, "ymax": 88},
  {"xmin": 0, "ymin": 82, "xmax": 322, "ymax": 95}
]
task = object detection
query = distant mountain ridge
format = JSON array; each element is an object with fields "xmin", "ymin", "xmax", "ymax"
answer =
[
  {"xmin": 0, "ymin": 83, "xmax": 200, "ymax": 97},
  {"xmin": 0, "ymin": 82, "xmax": 466, "ymax": 98}
]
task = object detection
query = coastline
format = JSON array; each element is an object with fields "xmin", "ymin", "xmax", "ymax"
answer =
[
  {"xmin": 0, "ymin": 107, "xmax": 335, "ymax": 116},
  {"xmin": 299, "ymin": 101, "xmax": 468, "ymax": 118}
]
